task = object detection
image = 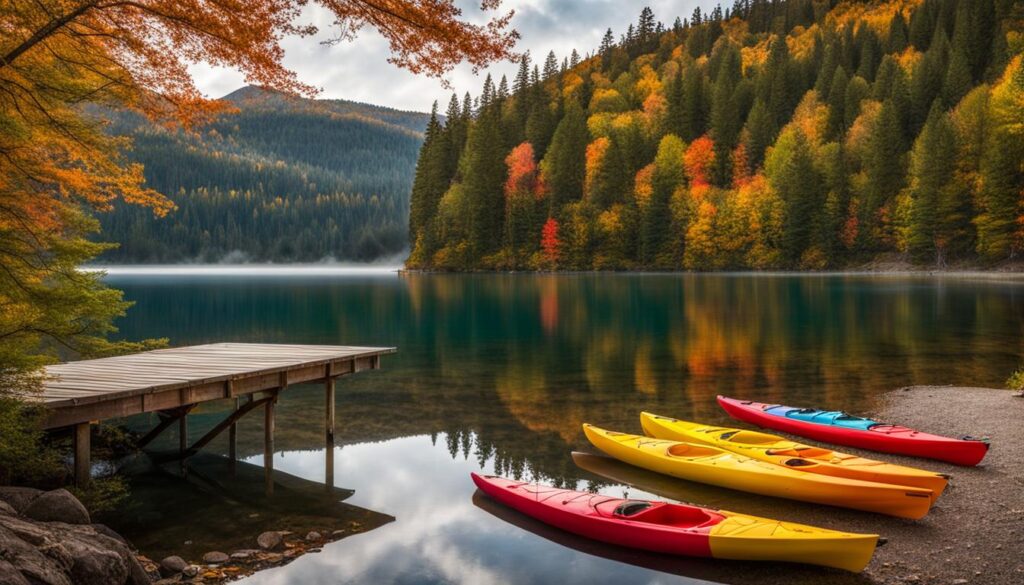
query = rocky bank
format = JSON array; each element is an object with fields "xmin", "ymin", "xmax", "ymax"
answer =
[{"xmin": 0, "ymin": 487, "xmax": 150, "ymax": 585}]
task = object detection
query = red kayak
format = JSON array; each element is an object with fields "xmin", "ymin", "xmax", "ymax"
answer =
[
  {"xmin": 471, "ymin": 473, "xmax": 878, "ymax": 571},
  {"xmin": 717, "ymin": 396, "xmax": 989, "ymax": 466}
]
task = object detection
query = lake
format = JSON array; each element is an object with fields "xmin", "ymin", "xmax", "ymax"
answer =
[{"xmin": 98, "ymin": 270, "xmax": 1024, "ymax": 584}]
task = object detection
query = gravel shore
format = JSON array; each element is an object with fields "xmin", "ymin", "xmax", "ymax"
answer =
[{"xmin": 857, "ymin": 386, "xmax": 1024, "ymax": 585}]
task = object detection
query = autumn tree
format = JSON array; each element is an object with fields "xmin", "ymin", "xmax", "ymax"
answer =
[
  {"xmin": 503, "ymin": 142, "xmax": 544, "ymax": 267},
  {"xmin": 1, "ymin": 0, "xmax": 518, "ymax": 483}
]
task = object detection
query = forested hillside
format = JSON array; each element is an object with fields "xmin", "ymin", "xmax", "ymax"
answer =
[
  {"xmin": 408, "ymin": 0, "xmax": 1024, "ymax": 271},
  {"xmin": 98, "ymin": 86, "xmax": 430, "ymax": 263}
]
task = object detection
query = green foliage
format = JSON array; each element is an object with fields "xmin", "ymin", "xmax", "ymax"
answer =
[
  {"xmin": 408, "ymin": 1, "xmax": 1022, "ymax": 271},
  {"xmin": 99, "ymin": 87, "xmax": 427, "ymax": 263},
  {"xmin": 1006, "ymin": 368, "xmax": 1024, "ymax": 392}
]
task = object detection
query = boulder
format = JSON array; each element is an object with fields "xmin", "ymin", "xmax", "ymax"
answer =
[
  {"xmin": 200, "ymin": 552, "xmax": 228, "ymax": 565},
  {"xmin": 0, "ymin": 559, "xmax": 31, "ymax": 585},
  {"xmin": 22, "ymin": 490, "xmax": 90, "ymax": 525},
  {"xmin": 0, "ymin": 494, "xmax": 149, "ymax": 585},
  {"xmin": 0, "ymin": 488, "xmax": 42, "ymax": 515},
  {"xmin": 158, "ymin": 556, "xmax": 187, "ymax": 577},
  {"xmin": 256, "ymin": 531, "xmax": 282, "ymax": 551}
]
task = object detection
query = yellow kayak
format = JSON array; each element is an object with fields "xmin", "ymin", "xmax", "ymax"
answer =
[
  {"xmin": 641, "ymin": 412, "xmax": 948, "ymax": 499},
  {"xmin": 583, "ymin": 424, "xmax": 934, "ymax": 519}
]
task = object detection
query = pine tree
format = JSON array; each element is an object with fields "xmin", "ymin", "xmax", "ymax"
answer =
[
  {"xmin": 543, "ymin": 51, "xmax": 559, "ymax": 80},
  {"xmin": 943, "ymin": 49, "xmax": 973, "ymax": 108},
  {"xmin": 637, "ymin": 7, "xmax": 656, "ymax": 52},
  {"xmin": 409, "ymin": 102, "xmax": 444, "ymax": 248},
  {"xmin": 742, "ymin": 98, "xmax": 775, "ymax": 172},
  {"xmin": 906, "ymin": 102, "xmax": 959, "ymax": 263},
  {"xmin": 570, "ymin": 49, "xmax": 580, "ymax": 68},
  {"xmin": 641, "ymin": 134, "xmax": 686, "ymax": 266},
  {"xmin": 815, "ymin": 43, "xmax": 838, "ymax": 97},
  {"xmin": 826, "ymin": 66, "xmax": 849, "ymax": 138},
  {"xmin": 951, "ymin": 0, "xmax": 995, "ymax": 82},
  {"xmin": 710, "ymin": 43, "xmax": 743, "ymax": 185},
  {"xmin": 843, "ymin": 75, "xmax": 870, "ymax": 131},
  {"xmin": 462, "ymin": 97, "xmax": 508, "ymax": 262},
  {"xmin": 861, "ymin": 99, "xmax": 907, "ymax": 249},
  {"xmin": 766, "ymin": 127, "xmax": 824, "ymax": 265},
  {"xmin": 887, "ymin": 11, "xmax": 908, "ymax": 54},
  {"xmin": 599, "ymin": 28, "xmax": 615, "ymax": 67},
  {"xmin": 540, "ymin": 99, "xmax": 589, "ymax": 214}
]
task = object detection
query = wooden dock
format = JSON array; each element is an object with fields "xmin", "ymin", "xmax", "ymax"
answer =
[{"xmin": 40, "ymin": 343, "xmax": 396, "ymax": 489}]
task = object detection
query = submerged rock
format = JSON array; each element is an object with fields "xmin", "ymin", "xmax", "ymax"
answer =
[
  {"xmin": 158, "ymin": 556, "xmax": 187, "ymax": 577},
  {"xmin": 201, "ymin": 552, "xmax": 229, "ymax": 565},
  {"xmin": 256, "ymin": 531, "xmax": 282, "ymax": 551}
]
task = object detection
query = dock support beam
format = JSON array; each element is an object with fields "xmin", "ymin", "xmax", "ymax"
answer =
[
  {"xmin": 229, "ymin": 397, "xmax": 239, "ymax": 473},
  {"xmin": 264, "ymin": 393, "xmax": 277, "ymax": 496},
  {"xmin": 73, "ymin": 422, "xmax": 91, "ymax": 488},
  {"xmin": 325, "ymin": 377, "xmax": 335, "ymax": 490}
]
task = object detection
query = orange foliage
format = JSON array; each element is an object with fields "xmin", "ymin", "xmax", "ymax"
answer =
[
  {"xmin": 505, "ymin": 142, "xmax": 544, "ymax": 199},
  {"xmin": 684, "ymin": 135, "xmax": 716, "ymax": 187},
  {"xmin": 540, "ymin": 218, "xmax": 561, "ymax": 266},
  {"xmin": 634, "ymin": 164, "xmax": 655, "ymax": 206},
  {"xmin": 584, "ymin": 137, "xmax": 610, "ymax": 199},
  {"xmin": 732, "ymin": 143, "xmax": 751, "ymax": 188}
]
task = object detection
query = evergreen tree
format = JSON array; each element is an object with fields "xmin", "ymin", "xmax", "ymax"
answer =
[
  {"xmin": 906, "ymin": 102, "xmax": 959, "ymax": 263},
  {"xmin": 742, "ymin": 98, "xmax": 775, "ymax": 172},
  {"xmin": 766, "ymin": 128, "xmax": 824, "ymax": 265},
  {"xmin": 887, "ymin": 11, "xmax": 908, "ymax": 54},
  {"xmin": 543, "ymin": 51, "xmax": 559, "ymax": 80},
  {"xmin": 710, "ymin": 43, "xmax": 743, "ymax": 185},
  {"xmin": 951, "ymin": 0, "xmax": 995, "ymax": 81},
  {"xmin": 462, "ymin": 95, "xmax": 508, "ymax": 261},
  {"xmin": 409, "ymin": 102, "xmax": 444, "ymax": 246},
  {"xmin": 826, "ymin": 66, "xmax": 849, "ymax": 138},
  {"xmin": 861, "ymin": 99, "xmax": 907, "ymax": 249},
  {"xmin": 541, "ymin": 99, "xmax": 589, "ymax": 213},
  {"xmin": 641, "ymin": 134, "xmax": 686, "ymax": 266},
  {"xmin": 943, "ymin": 49, "xmax": 973, "ymax": 108}
]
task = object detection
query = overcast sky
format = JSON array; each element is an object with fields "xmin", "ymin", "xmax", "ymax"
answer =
[{"xmin": 190, "ymin": 1, "xmax": 719, "ymax": 113}]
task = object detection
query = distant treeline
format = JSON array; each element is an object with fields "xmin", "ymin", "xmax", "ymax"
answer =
[
  {"xmin": 407, "ymin": 0, "xmax": 1024, "ymax": 271},
  {"xmin": 97, "ymin": 87, "xmax": 429, "ymax": 263}
]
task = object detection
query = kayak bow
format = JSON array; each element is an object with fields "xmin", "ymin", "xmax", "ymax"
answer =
[
  {"xmin": 717, "ymin": 396, "xmax": 989, "ymax": 466},
  {"xmin": 640, "ymin": 412, "xmax": 948, "ymax": 498},
  {"xmin": 583, "ymin": 424, "xmax": 934, "ymax": 519},
  {"xmin": 471, "ymin": 473, "xmax": 878, "ymax": 572}
]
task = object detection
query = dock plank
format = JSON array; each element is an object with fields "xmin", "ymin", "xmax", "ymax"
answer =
[{"xmin": 40, "ymin": 343, "xmax": 395, "ymax": 428}]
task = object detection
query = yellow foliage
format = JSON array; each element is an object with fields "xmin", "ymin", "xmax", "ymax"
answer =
[
  {"xmin": 634, "ymin": 164, "xmax": 655, "ymax": 207},
  {"xmin": 635, "ymin": 65, "xmax": 662, "ymax": 100},
  {"xmin": 825, "ymin": 0, "xmax": 922, "ymax": 36}
]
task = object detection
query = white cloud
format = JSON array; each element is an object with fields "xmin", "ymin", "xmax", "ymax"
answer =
[{"xmin": 189, "ymin": 1, "xmax": 719, "ymax": 113}]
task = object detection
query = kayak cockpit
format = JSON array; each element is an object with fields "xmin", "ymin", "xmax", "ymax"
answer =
[
  {"xmin": 612, "ymin": 500, "xmax": 721, "ymax": 528},
  {"xmin": 666, "ymin": 442, "xmax": 722, "ymax": 459},
  {"xmin": 718, "ymin": 429, "xmax": 783, "ymax": 445}
]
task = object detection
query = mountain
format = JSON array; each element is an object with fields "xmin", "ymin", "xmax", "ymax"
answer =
[
  {"xmin": 407, "ymin": 0, "xmax": 1024, "ymax": 271},
  {"xmin": 96, "ymin": 86, "xmax": 432, "ymax": 263}
]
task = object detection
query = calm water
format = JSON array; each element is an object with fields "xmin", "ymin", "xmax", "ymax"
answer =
[{"xmin": 100, "ymin": 271, "xmax": 1024, "ymax": 584}]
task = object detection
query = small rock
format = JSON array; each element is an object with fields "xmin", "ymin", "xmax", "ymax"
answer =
[
  {"xmin": 331, "ymin": 530, "xmax": 345, "ymax": 537},
  {"xmin": 181, "ymin": 565, "xmax": 199, "ymax": 577},
  {"xmin": 159, "ymin": 555, "xmax": 188, "ymax": 577},
  {"xmin": 256, "ymin": 531, "xmax": 283, "ymax": 551},
  {"xmin": 263, "ymin": 553, "xmax": 284, "ymax": 564},
  {"xmin": 201, "ymin": 551, "xmax": 229, "ymax": 565},
  {"xmin": 305, "ymin": 531, "xmax": 322, "ymax": 542},
  {"xmin": 953, "ymin": 580, "xmax": 968, "ymax": 584},
  {"xmin": 230, "ymin": 550, "xmax": 256, "ymax": 560},
  {"xmin": 904, "ymin": 575, "xmax": 920, "ymax": 583},
  {"xmin": 22, "ymin": 489, "xmax": 90, "ymax": 525}
]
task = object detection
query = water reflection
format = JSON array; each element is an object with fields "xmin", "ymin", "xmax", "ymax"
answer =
[
  {"xmin": 99, "ymin": 272, "xmax": 1022, "ymax": 583},
  {"xmin": 237, "ymin": 435, "xmax": 717, "ymax": 585}
]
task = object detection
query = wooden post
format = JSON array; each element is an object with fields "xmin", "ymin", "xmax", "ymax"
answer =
[
  {"xmin": 325, "ymin": 377, "xmax": 335, "ymax": 490},
  {"xmin": 229, "ymin": 397, "xmax": 239, "ymax": 473},
  {"xmin": 73, "ymin": 423, "xmax": 91, "ymax": 488},
  {"xmin": 264, "ymin": 393, "xmax": 276, "ymax": 496},
  {"xmin": 179, "ymin": 411, "xmax": 189, "ymax": 475}
]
